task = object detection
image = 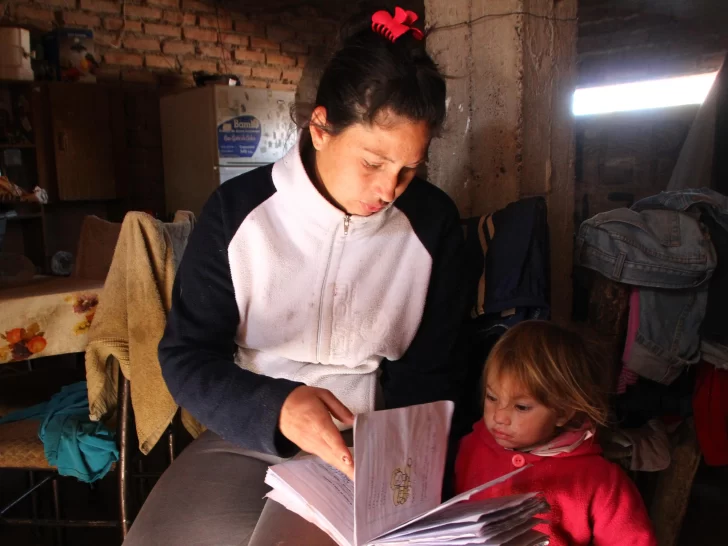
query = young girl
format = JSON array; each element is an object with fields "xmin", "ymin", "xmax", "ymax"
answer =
[{"xmin": 455, "ymin": 321, "xmax": 657, "ymax": 546}]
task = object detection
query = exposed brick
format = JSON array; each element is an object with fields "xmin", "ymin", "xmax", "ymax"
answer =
[
  {"xmin": 233, "ymin": 49, "xmax": 265, "ymax": 64},
  {"xmin": 162, "ymin": 40, "xmax": 194, "ymax": 55},
  {"xmin": 233, "ymin": 19, "xmax": 264, "ymax": 36},
  {"xmin": 245, "ymin": 77, "xmax": 268, "ymax": 89},
  {"xmin": 228, "ymin": 65, "xmax": 252, "ymax": 79},
  {"xmin": 182, "ymin": 0, "xmax": 216, "ymax": 13},
  {"xmin": 122, "ymin": 69, "xmax": 159, "ymax": 85},
  {"xmin": 220, "ymin": 33, "xmax": 248, "ymax": 46},
  {"xmin": 126, "ymin": 19, "xmax": 143, "ymax": 32},
  {"xmin": 104, "ymin": 51, "xmax": 144, "ymax": 66},
  {"xmin": 250, "ymin": 37, "xmax": 280, "ymax": 52},
  {"xmin": 147, "ymin": 0, "xmax": 179, "ymax": 7},
  {"xmin": 103, "ymin": 17, "xmax": 122, "ymax": 30},
  {"xmin": 145, "ymin": 54, "xmax": 177, "ymax": 69},
  {"xmin": 14, "ymin": 4, "xmax": 55, "ymax": 23},
  {"xmin": 182, "ymin": 13, "xmax": 197, "ymax": 25},
  {"xmin": 266, "ymin": 53, "xmax": 296, "ymax": 67},
  {"xmin": 79, "ymin": 0, "xmax": 119, "ymax": 14},
  {"xmin": 124, "ymin": 5, "xmax": 162, "ymax": 20},
  {"xmin": 162, "ymin": 10, "xmax": 183, "ymax": 24},
  {"xmin": 296, "ymin": 55, "xmax": 309, "ymax": 68},
  {"xmin": 61, "ymin": 11, "xmax": 101, "ymax": 27},
  {"xmin": 183, "ymin": 26, "xmax": 218, "ymax": 43},
  {"xmin": 144, "ymin": 23, "xmax": 181, "ymax": 38},
  {"xmin": 182, "ymin": 58, "xmax": 218, "ymax": 73},
  {"xmin": 282, "ymin": 67, "xmax": 303, "ymax": 82},
  {"xmin": 281, "ymin": 41, "xmax": 309, "ymax": 55},
  {"xmin": 35, "ymin": 0, "xmax": 77, "ymax": 8},
  {"xmin": 103, "ymin": 18, "xmax": 142, "ymax": 32},
  {"xmin": 267, "ymin": 25, "xmax": 295, "ymax": 42},
  {"xmin": 198, "ymin": 44, "xmax": 232, "ymax": 60},
  {"xmin": 270, "ymin": 82, "xmax": 297, "ymax": 92},
  {"xmin": 199, "ymin": 14, "xmax": 232, "ymax": 31},
  {"xmin": 252, "ymin": 66, "xmax": 281, "ymax": 80},
  {"xmin": 94, "ymin": 30, "xmax": 121, "ymax": 47},
  {"xmin": 124, "ymin": 36, "xmax": 161, "ymax": 52}
]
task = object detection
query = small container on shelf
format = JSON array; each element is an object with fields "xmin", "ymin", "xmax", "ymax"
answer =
[
  {"xmin": 0, "ymin": 28, "xmax": 33, "ymax": 82},
  {"xmin": 43, "ymin": 29, "xmax": 99, "ymax": 83}
]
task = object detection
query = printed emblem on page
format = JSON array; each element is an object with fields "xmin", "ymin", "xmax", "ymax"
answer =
[{"xmin": 390, "ymin": 458, "xmax": 413, "ymax": 506}]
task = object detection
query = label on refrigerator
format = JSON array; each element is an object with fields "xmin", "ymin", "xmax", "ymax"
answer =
[{"xmin": 217, "ymin": 115, "xmax": 262, "ymax": 158}]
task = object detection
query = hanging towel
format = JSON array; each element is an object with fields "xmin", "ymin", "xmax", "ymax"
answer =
[{"xmin": 0, "ymin": 381, "xmax": 119, "ymax": 482}]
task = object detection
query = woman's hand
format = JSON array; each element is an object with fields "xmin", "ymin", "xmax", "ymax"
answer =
[{"xmin": 279, "ymin": 385, "xmax": 355, "ymax": 479}]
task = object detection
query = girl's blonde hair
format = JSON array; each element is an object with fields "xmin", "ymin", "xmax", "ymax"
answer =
[{"xmin": 485, "ymin": 320, "xmax": 609, "ymax": 427}]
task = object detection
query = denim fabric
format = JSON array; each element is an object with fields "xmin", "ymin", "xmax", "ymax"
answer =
[
  {"xmin": 632, "ymin": 187, "xmax": 728, "ymax": 232},
  {"xmin": 576, "ymin": 206, "xmax": 717, "ymax": 385},
  {"xmin": 633, "ymin": 188, "xmax": 728, "ymax": 343},
  {"xmin": 575, "ymin": 208, "xmax": 716, "ymax": 289},
  {"xmin": 627, "ymin": 288, "xmax": 707, "ymax": 384}
]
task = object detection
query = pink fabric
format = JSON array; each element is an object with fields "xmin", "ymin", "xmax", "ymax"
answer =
[
  {"xmin": 618, "ymin": 288, "xmax": 641, "ymax": 394},
  {"xmin": 528, "ymin": 421, "xmax": 595, "ymax": 457}
]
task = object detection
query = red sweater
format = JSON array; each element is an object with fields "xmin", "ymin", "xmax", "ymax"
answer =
[{"xmin": 455, "ymin": 421, "xmax": 657, "ymax": 546}]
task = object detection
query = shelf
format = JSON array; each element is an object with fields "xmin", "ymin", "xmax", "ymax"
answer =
[
  {"xmin": 8, "ymin": 213, "xmax": 43, "ymax": 220},
  {"xmin": 0, "ymin": 143, "xmax": 35, "ymax": 149}
]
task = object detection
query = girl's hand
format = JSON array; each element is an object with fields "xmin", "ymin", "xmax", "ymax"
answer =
[{"xmin": 279, "ymin": 385, "xmax": 355, "ymax": 479}]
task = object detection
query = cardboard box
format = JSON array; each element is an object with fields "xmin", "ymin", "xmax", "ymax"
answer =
[
  {"xmin": 44, "ymin": 29, "xmax": 99, "ymax": 83},
  {"xmin": 0, "ymin": 28, "xmax": 33, "ymax": 81}
]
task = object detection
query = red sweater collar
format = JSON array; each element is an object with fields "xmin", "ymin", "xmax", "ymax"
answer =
[{"xmin": 473, "ymin": 419, "xmax": 602, "ymax": 464}]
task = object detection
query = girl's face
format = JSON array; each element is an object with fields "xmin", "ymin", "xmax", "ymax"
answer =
[
  {"xmin": 484, "ymin": 370, "xmax": 571, "ymax": 450},
  {"xmin": 309, "ymin": 107, "xmax": 430, "ymax": 217}
]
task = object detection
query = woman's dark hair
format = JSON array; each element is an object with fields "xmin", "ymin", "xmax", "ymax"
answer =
[{"xmin": 301, "ymin": 9, "xmax": 447, "ymax": 136}]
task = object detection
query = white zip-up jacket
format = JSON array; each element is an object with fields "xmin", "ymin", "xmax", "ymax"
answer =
[{"xmin": 159, "ymin": 140, "xmax": 466, "ymax": 456}]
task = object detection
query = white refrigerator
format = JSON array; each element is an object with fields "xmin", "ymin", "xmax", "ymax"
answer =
[{"xmin": 161, "ymin": 86, "xmax": 297, "ymax": 217}]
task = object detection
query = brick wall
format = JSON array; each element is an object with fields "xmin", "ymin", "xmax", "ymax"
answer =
[
  {"xmin": 3, "ymin": 0, "xmax": 344, "ymax": 91},
  {"xmin": 578, "ymin": 0, "xmax": 727, "ymax": 87},
  {"xmin": 574, "ymin": 106, "xmax": 699, "ymax": 225},
  {"xmin": 1, "ymin": 0, "xmax": 350, "ymax": 218},
  {"xmin": 574, "ymin": 0, "xmax": 725, "ymax": 238}
]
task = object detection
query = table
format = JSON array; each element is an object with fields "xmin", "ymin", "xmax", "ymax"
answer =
[{"xmin": 0, "ymin": 277, "xmax": 104, "ymax": 364}]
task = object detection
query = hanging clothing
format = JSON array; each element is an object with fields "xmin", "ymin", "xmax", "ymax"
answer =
[
  {"xmin": 618, "ymin": 288, "xmax": 641, "ymax": 394},
  {"xmin": 575, "ymin": 207, "xmax": 715, "ymax": 384},
  {"xmin": 85, "ymin": 211, "xmax": 202, "ymax": 455},
  {"xmin": 693, "ymin": 362, "xmax": 728, "ymax": 466},
  {"xmin": 632, "ymin": 187, "xmax": 728, "ymax": 344},
  {"xmin": 0, "ymin": 381, "xmax": 118, "ymax": 482}
]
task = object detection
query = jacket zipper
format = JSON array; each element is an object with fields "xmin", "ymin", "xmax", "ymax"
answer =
[{"xmin": 316, "ymin": 215, "xmax": 350, "ymax": 362}]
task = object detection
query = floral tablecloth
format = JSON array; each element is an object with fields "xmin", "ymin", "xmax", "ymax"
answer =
[{"xmin": 0, "ymin": 277, "xmax": 103, "ymax": 364}]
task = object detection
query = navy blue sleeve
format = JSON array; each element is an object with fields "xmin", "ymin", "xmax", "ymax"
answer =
[
  {"xmin": 381, "ymin": 181, "xmax": 469, "ymax": 409},
  {"xmin": 159, "ymin": 176, "xmax": 301, "ymax": 457}
]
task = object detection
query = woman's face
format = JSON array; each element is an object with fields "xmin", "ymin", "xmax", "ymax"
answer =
[{"xmin": 309, "ymin": 107, "xmax": 430, "ymax": 216}]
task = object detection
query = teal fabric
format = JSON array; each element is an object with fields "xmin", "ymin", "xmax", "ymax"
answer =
[{"xmin": 0, "ymin": 381, "xmax": 119, "ymax": 482}]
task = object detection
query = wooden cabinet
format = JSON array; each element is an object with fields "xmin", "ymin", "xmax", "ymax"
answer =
[
  {"xmin": 1, "ymin": 81, "xmax": 128, "ymax": 272},
  {"xmin": 36, "ymin": 83, "xmax": 125, "ymax": 201},
  {"xmin": 48, "ymin": 84, "xmax": 119, "ymax": 200}
]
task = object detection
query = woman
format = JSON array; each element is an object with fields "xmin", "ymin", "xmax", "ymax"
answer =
[{"xmin": 124, "ymin": 7, "xmax": 466, "ymax": 545}]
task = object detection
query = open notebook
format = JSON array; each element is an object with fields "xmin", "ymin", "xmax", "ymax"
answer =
[{"xmin": 265, "ymin": 401, "xmax": 550, "ymax": 546}]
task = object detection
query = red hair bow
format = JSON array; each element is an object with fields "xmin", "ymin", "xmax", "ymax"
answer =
[{"xmin": 372, "ymin": 7, "xmax": 424, "ymax": 42}]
